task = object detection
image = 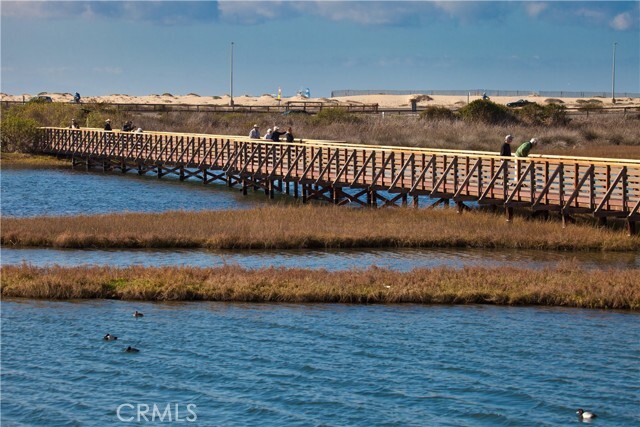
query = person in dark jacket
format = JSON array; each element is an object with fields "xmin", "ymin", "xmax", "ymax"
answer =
[
  {"xmin": 104, "ymin": 119, "xmax": 112, "ymax": 131},
  {"xmin": 500, "ymin": 135, "xmax": 513, "ymax": 157},
  {"xmin": 122, "ymin": 121, "xmax": 134, "ymax": 132},
  {"xmin": 271, "ymin": 126, "xmax": 286, "ymax": 142},
  {"xmin": 285, "ymin": 127, "xmax": 294, "ymax": 142}
]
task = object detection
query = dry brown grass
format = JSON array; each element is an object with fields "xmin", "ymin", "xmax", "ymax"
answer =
[
  {"xmin": 2, "ymin": 264, "xmax": 638, "ymax": 310},
  {"xmin": 124, "ymin": 111, "xmax": 640, "ymax": 158},
  {"xmin": 2, "ymin": 205, "xmax": 638, "ymax": 250}
]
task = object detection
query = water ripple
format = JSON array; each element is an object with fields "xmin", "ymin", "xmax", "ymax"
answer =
[{"xmin": 2, "ymin": 301, "xmax": 639, "ymax": 426}]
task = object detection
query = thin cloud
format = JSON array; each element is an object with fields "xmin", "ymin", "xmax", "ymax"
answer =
[
  {"xmin": 525, "ymin": 2, "xmax": 548, "ymax": 18},
  {"xmin": 1, "ymin": 1, "xmax": 218, "ymax": 25},
  {"xmin": 2, "ymin": 1, "xmax": 637, "ymax": 31},
  {"xmin": 93, "ymin": 67, "xmax": 123, "ymax": 75}
]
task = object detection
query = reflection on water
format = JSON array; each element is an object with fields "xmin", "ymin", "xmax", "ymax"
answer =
[
  {"xmin": 0, "ymin": 166, "xmax": 278, "ymax": 217},
  {"xmin": 2, "ymin": 300, "xmax": 639, "ymax": 426},
  {"xmin": 2, "ymin": 247, "xmax": 638, "ymax": 270}
]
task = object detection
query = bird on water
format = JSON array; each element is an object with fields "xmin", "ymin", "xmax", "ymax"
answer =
[
  {"xmin": 576, "ymin": 409, "xmax": 597, "ymax": 421},
  {"xmin": 103, "ymin": 334, "xmax": 117, "ymax": 341},
  {"xmin": 133, "ymin": 310, "xmax": 144, "ymax": 318},
  {"xmin": 124, "ymin": 346, "xmax": 140, "ymax": 353}
]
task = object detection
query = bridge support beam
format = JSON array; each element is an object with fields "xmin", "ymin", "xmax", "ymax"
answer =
[
  {"xmin": 506, "ymin": 206, "xmax": 514, "ymax": 222},
  {"xmin": 627, "ymin": 220, "xmax": 637, "ymax": 236}
]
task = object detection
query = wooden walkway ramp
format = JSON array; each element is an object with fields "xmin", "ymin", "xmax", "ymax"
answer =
[{"xmin": 37, "ymin": 127, "xmax": 640, "ymax": 233}]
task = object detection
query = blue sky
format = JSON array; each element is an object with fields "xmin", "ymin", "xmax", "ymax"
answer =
[{"xmin": 1, "ymin": 1, "xmax": 639, "ymax": 97}]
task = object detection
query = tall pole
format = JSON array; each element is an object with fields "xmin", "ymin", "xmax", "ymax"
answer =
[
  {"xmin": 230, "ymin": 41, "xmax": 234, "ymax": 107},
  {"xmin": 611, "ymin": 42, "xmax": 617, "ymax": 104}
]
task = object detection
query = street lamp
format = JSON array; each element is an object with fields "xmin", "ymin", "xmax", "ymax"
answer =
[
  {"xmin": 611, "ymin": 42, "xmax": 617, "ymax": 104},
  {"xmin": 229, "ymin": 41, "xmax": 234, "ymax": 107}
]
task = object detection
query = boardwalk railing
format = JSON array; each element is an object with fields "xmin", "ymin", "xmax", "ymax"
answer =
[{"xmin": 37, "ymin": 127, "xmax": 640, "ymax": 233}]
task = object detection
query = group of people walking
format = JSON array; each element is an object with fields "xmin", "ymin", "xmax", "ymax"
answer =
[
  {"xmin": 249, "ymin": 124, "xmax": 295, "ymax": 142},
  {"xmin": 501, "ymin": 135, "xmax": 538, "ymax": 158}
]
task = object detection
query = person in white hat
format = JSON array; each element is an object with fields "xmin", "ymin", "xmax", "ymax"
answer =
[
  {"xmin": 104, "ymin": 119, "xmax": 112, "ymax": 131},
  {"xmin": 264, "ymin": 128, "xmax": 273, "ymax": 140},
  {"xmin": 271, "ymin": 126, "xmax": 286, "ymax": 142},
  {"xmin": 515, "ymin": 137, "xmax": 538, "ymax": 158},
  {"xmin": 249, "ymin": 124, "xmax": 260, "ymax": 139}
]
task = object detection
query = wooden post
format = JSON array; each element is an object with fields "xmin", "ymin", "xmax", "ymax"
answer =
[
  {"xmin": 294, "ymin": 181, "xmax": 299, "ymax": 199},
  {"xmin": 627, "ymin": 220, "xmax": 636, "ymax": 236},
  {"xmin": 413, "ymin": 195, "xmax": 419, "ymax": 208},
  {"xmin": 302, "ymin": 183, "xmax": 308, "ymax": 203},
  {"xmin": 506, "ymin": 206, "xmax": 513, "ymax": 222}
]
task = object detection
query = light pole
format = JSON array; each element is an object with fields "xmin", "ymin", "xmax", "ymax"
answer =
[
  {"xmin": 229, "ymin": 41, "xmax": 234, "ymax": 107},
  {"xmin": 611, "ymin": 42, "xmax": 617, "ymax": 104}
]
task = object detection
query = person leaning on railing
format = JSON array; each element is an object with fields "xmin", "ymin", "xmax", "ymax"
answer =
[
  {"xmin": 515, "ymin": 138, "xmax": 538, "ymax": 158},
  {"xmin": 271, "ymin": 126, "xmax": 286, "ymax": 142}
]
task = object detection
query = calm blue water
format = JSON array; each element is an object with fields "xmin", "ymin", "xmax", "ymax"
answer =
[
  {"xmin": 2, "ymin": 247, "xmax": 639, "ymax": 271},
  {"xmin": 3, "ymin": 166, "xmax": 639, "ymax": 271},
  {"xmin": 0, "ymin": 166, "xmax": 272, "ymax": 217},
  {"xmin": 2, "ymin": 300, "xmax": 639, "ymax": 426},
  {"xmin": 3, "ymin": 166, "xmax": 639, "ymax": 426}
]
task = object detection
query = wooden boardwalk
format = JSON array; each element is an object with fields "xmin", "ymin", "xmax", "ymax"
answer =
[{"xmin": 37, "ymin": 127, "xmax": 640, "ymax": 234}]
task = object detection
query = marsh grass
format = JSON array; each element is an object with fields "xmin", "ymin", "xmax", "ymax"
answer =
[
  {"xmin": 2, "ymin": 264, "xmax": 638, "ymax": 310},
  {"xmin": 1, "ymin": 152, "xmax": 71, "ymax": 168},
  {"xmin": 3, "ymin": 103, "xmax": 639, "ymax": 158},
  {"xmin": 2, "ymin": 206, "xmax": 638, "ymax": 250}
]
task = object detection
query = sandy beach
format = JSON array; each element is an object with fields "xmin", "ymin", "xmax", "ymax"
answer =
[{"xmin": 2, "ymin": 92, "xmax": 638, "ymax": 109}]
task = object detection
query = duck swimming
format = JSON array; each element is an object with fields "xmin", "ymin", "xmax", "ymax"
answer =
[
  {"xmin": 103, "ymin": 334, "xmax": 117, "ymax": 341},
  {"xmin": 124, "ymin": 346, "xmax": 139, "ymax": 353},
  {"xmin": 576, "ymin": 409, "xmax": 597, "ymax": 420},
  {"xmin": 133, "ymin": 311, "xmax": 144, "ymax": 318}
]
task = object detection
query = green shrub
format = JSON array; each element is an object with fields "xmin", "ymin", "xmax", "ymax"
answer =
[
  {"xmin": 543, "ymin": 104, "xmax": 569, "ymax": 126},
  {"xmin": 516, "ymin": 103, "xmax": 568, "ymax": 126},
  {"xmin": 1, "ymin": 115, "xmax": 41, "ymax": 153},
  {"xmin": 420, "ymin": 106, "xmax": 456, "ymax": 121},
  {"xmin": 311, "ymin": 108, "xmax": 361, "ymax": 125},
  {"xmin": 457, "ymin": 100, "xmax": 515, "ymax": 125},
  {"xmin": 581, "ymin": 129, "xmax": 599, "ymax": 141}
]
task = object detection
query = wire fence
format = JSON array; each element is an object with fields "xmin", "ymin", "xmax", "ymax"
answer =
[{"xmin": 331, "ymin": 89, "xmax": 640, "ymax": 98}]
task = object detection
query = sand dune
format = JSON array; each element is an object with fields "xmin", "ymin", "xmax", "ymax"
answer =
[{"xmin": 1, "ymin": 92, "xmax": 638, "ymax": 109}]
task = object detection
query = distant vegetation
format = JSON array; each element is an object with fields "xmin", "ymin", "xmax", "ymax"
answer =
[{"xmin": 1, "ymin": 101, "xmax": 639, "ymax": 157}]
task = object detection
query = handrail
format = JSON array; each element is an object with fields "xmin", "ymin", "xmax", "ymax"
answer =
[{"xmin": 35, "ymin": 127, "xmax": 640, "ymax": 233}]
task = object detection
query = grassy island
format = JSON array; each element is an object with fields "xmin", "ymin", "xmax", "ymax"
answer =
[
  {"xmin": 2, "ymin": 205, "xmax": 638, "ymax": 251},
  {"xmin": 2, "ymin": 264, "xmax": 638, "ymax": 310}
]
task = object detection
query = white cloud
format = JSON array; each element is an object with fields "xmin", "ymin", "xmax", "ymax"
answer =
[
  {"xmin": 525, "ymin": 2, "xmax": 548, "ymax": 18},
  {"xmin": 611, "ymin": 12, "xmax": 633, "ymax": 31},
  {"xmin": 217, "ymin": 1, "xmax": 284, "ymax": 24},
  {"xmin": 575, "ymin": 7, "xmax": 606, "ymax": 22}
]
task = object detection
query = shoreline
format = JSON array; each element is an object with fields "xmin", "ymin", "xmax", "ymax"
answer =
[
  {"xmin": 2, "ymin": 264, "xmax": 638, "ymax": 310},
  {"xmin": 3, "ymin": 92, "xmax": 639, "ymax": 110}
]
